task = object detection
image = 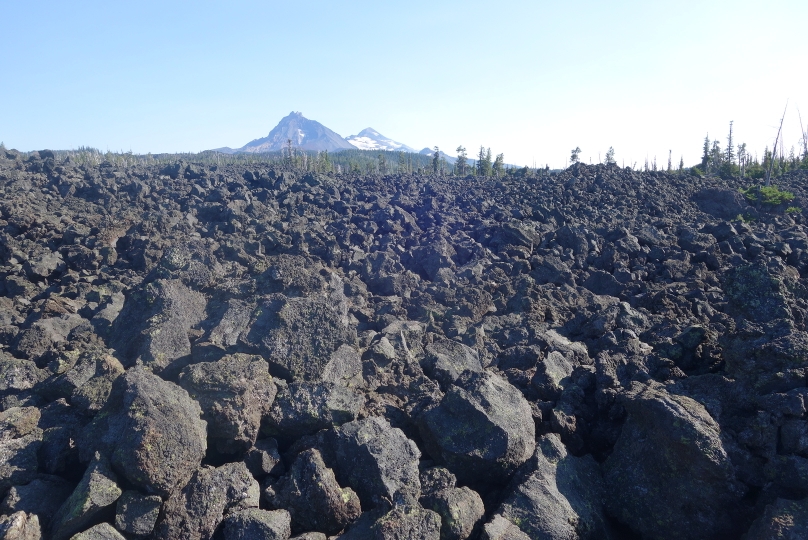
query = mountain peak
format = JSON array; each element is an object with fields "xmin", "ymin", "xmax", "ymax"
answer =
[
  {"xmin": 237, "ymin": 112, "xmax": 354, "ymax": 153},
  {"xmin": 345, "ymin": 128, "xmax": 415, "ymax": 153}
]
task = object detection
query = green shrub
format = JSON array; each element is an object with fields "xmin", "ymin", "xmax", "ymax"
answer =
[
  {"xmin": 786, "ymin": 206, "xmax": 802, "ymax": 214},
  {"xmin": 740, "ymin": 185, "xmax": 795, "ymax": 206}
]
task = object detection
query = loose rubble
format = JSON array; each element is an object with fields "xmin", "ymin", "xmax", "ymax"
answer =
[{"xmin": 2, "ymin": 147, "xmax": 808, "ymax": 538}]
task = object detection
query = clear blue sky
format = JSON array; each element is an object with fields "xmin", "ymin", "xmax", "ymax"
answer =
[{"xmin": 1, "ymin": 0, "xmax": 805, "ymax": 168}]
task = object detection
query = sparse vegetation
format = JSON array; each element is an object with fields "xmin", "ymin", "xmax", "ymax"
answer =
[{"xmin": 740, "ymin": 185, "xmax": 795, "ymax": 206}]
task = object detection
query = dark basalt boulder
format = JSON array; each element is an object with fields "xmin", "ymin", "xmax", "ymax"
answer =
[
  {"xmin": 70, "ymin": 522, "xmax": 126, "ymax": 540},
  {"xmin": 269, "ymin": 448, "xmax": 361, "ymax": 535},
  {"xmin": 221, "ymin": 508, "xmax": 292, "ymax": 540},
  {"xmin": 603, "ymin": 383, "xmax": 746, "ymax": 540},
  {"xmin": 339, "ymin": 501, "xmax": 442, "ymax": 540},
  {"xmin": 109, "ymin": 278, "xmax": 206, "ymax": 375},
  {"xmin": 0, "ymin": 474, "xmax": 74, "ymax": 531},
  {"xmin": 79, "ymin": 366, "xmax": 207, "ymax": 497},
  {"xmin": 489, "ymin": 434, "xmax": 613, "ymax": 540},
  {"xmin": 0, "ymin": 407, "xmax": 43, "ymax": 498},
  {"xmin": 155, "ymin": 461, "xmax": 259, "ymax": 540},
  {"xmin": 422, "ymin": 335, "xmax": 483, "ymax": 387},
  {"xmin": 240, "ymin": 290, "xmax": 357, "ymax": 381},
  {"xmin": 263, "ymin": 380, "xmax": 362, "ymax": 445},
  {"xmin": 743, "ymin": 497, "xmax": 808, "ymax": 539},
  {"xmin": 326, "ymin": 416, "xmax": 422, "ymax": 508},
  {"xmin": 421, "ymin": 486, "xmax": 484, "ymax": 540},
  {"xmin": 178, "ymin": 353, "xmax": 276, "ymax": 454},
  {"xmin": 114, "ymin": 490, "xmax": 162, "ymax": 537},
  {"xmin": 50, "ymin": 454, "xmax": 122, "ymax": 540},
  {"xmin": 418, "ymin": 371, "xmax": 535, "ymax": 485}
]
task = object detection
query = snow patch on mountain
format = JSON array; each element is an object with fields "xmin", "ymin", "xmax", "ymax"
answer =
[{"xmin": 345, "ymin": 128, "xmax": 416, "ymax": 153}]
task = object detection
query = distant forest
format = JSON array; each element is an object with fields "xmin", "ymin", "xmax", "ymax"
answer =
[{"xmin": 2, "ymin": 122, "xmax": 806, "ymax": 180}]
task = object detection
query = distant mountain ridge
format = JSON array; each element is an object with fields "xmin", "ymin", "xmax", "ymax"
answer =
[
  {"xmin": 213, "ymin": 112, "xmax": 424, "ymax": 155},
  {"xmin": 216, "ymin": 111, "xmax": 356, "ymax": 154}
]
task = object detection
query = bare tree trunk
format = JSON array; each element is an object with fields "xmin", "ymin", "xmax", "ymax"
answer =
[{"xmin": 765, "ymin": 102, "xmax": 788, "ymax": 187}]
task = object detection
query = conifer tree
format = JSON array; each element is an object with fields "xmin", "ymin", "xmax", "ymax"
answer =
[
  {"xmin": 570, "ymin": 147, "xmax": 581, "ymax": 164},
  {"xmin": 701, "ymin": 135, "xmax": 710, "ymax": 171},
  {"xmin": 456, "ymin": 146, "xmax": 467, "ymax": 175},
  {"xmin": 726, "ymin": 121, "xmax": 735, "ymax": 163},
  {"xmin": 493, "ymin": 153, "xmax": 504, "ymax": 177},
  {"xmin": 605, "ymin": 147, "xmax": 615, "ymax": 165}
]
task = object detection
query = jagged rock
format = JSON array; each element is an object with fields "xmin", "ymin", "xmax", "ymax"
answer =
[
  {"xmin": 178, "ymin": 353, "xmax": 275, "ymax": 453},
  {"xmin": 244, "ymin": 438, "xmax": 285, "ymax": 478},
  {"xmin": 155, "ymin": 461, "xmax": 259, "ymax": 540},
  {"xmin": 603, "ymin": 383, "xmax": 746, "ymax": 540},
  {"xmin": 0, "ymin": 354, "xmax": 47, "ymax": 393},
  {"xmin": 0, "ymin": 511, "xmax": 41, "ymax": 540},
  {"xmin": 0, "ymin": 408, "xmax": 43, "ymax": 496},
  {"xmin": 480, "ymin": 515, "xmax": 531, "ymax": 540},
  {"xmin": 264, "ymin": 381, "xmax": 362, "ymax": 444},
  {"xmin": 114, "ymin": 490, "xmax": 162, "ymax": 536},
  {"xmin": 239, "ymin": 290, "xmax": 356, "ymax": 381},
  {"xmin": 1, "ymin": 475, "xmax": 74, "ymax": 530},
  {"xmin": 418, "ymin": 371, "xmax": 535, "ymax": 484},
  {"xmin": 69, "ymin": 523, "xmax": 126, "ymax": 540},
  {"xmin": 110, "ymin": 279, "xmax": 206, "ymax": 374},
  {"xmin": 79, "ymin": 366, "xmax": 207, "ymax": 497},
  {"xmin": 270, "ymin": 448, "xmax": 361, "ymax": 535},
  {"xmin": 5, "ymin": 149, "xmax": 808, "ymax": 540},
  {"xmin": 221, "ymin": 508, "xmax": 291, "ymax": 540},
  {"xmin": 491, "ymin": 434, "xmax": 612, "ymax": 540},
  {"xmin": 326, "ymin": 416, "xmax": 422, "ymax": 507},
  {"xmin": 421, "ymin": 486, "xmax": 484, "ymax": 540},
  {"xmin": 339, "ymin": 502, "xmax": 442, "ymax": 540},
  {"xmin": 419, "ymin": 466, "xmax": 457, "ymax": 498},
  {"xmin": 421, "ymin": 336, "xmax": 483, "ymax": 387},
  {"xmin": 743, "ymin": 497, "xmax": 808, "ymax": 539},
  {"xmin": 50, "ymin": 454, "xmax": 122, "ymax": 540},
  {"xmin": 11, "ymin": 314, "xmax": 84, "ymax": 362}
]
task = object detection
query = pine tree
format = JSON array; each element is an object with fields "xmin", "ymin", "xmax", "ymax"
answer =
[
  {"xmin": 701, "ymin": 135, "xmax": 710, "ymax": 171},
  {"xmin": 605, "ymin": 147, "xmax": 615, "ymax": 165},
  {"xmin": 397, "ymin": 151, "xmax": 406, "ymax": 173},
  {"xmin": 456, "ymin": 146, "xmax": 467, "ymax": 175},
  {"xmin": 484, "ymin": 148, "xmax": 493, "ymax": 176},
  {"xmin": 433, "ymin": 147, "xmax": 440, "ymax": 174},
  {"xmin": 726, "ymin": 121, "xmax": 735, "ymax": 163},
  {"xmin": 493, "ymin": 153, "xmax": 504, "ymax": 177},
  {"xmin": 570, "ymin": 147, "xmax": 581, "ymax": 164}
]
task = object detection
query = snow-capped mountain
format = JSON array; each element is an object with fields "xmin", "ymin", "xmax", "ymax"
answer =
[
  {"xmin": 223, "ymin": 111, "xmax": 356, "ymax": 153},
  {"xmin": 345, "ymin": 128, "xmax": 416, "ymax": 153}
]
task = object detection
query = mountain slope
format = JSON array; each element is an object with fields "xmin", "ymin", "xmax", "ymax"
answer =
[
  {"xmin": 345, "ymin": 128, "xmax": 416, "ymax": 153},
  {"xmin": 237, "ymin": 111, "xmax": 355, "ymax": 153}
]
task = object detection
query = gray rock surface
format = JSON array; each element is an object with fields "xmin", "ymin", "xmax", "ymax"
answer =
[
  {"xmin": 270, "ymin": 448, "xmax": 360, "ymax": 535},
  {"xmin": 79, "ymin": 367, "xmax": 207, "ymax": 497},
  {"xmin": 114, "ymin": 490, "xmax": 161, "ymax": 536},
  {"xmin": 418, "ymin": 371, "xmax": 535, "ymax": 484},
  {"xmin": 155, "ymin": 461, "xmax": 259, "ymax": 540},
  {"xmin": 221, "ymin": 508, "xmax": 291, "ymax": 540},
  {"xmin": 178, "ymin": 353, "xmax": 275, "ymax": 453},
  {"xmin": 603, "ymin": 383, "xmax": 746, "ymax": 540},
  {"xmin": 492, "ymin": 434, "xmax": 612, "ymax": 540},
  {"xmin": 327, "ymin": 416, "xmax": 422, "ymax": 508},
  {"xmin": 50, "ymin": 455, "xmax": 122, "ymax": 540}
]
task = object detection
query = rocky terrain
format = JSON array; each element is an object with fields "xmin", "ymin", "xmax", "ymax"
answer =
[{"xmin": 2, "ymin": 147, "xmax": 808, "ymax": 539}]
